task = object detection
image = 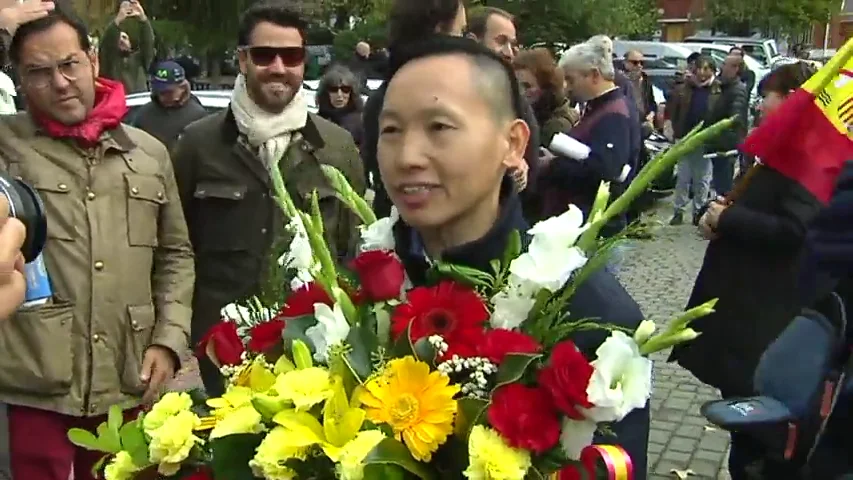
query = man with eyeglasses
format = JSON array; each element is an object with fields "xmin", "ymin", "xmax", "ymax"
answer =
[
  {"xmin": 0, "ymin": 4, "xmax": 194, "ymax": 479},
  {"xmin": 171, "ymin": 1, "xmax": 365, "ymax": 397}
]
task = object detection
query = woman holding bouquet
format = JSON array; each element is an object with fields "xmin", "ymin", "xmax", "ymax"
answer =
[
  {"xmin": 669, "ymin": 62, "xmax": 823, "ymax": 480},
  {"xmin": 376, "ymin": 36, "xmax": 651, "ymax": 479}
]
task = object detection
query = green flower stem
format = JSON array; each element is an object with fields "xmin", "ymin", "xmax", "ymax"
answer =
[
  {"xmin": 639, "ymin": 328, "xmax": 700, "ymax": 356},
  {"xmin": 267, "ymin": 158, "xmax": 300, "ymax": 219},
  {"xmin": 321, "ymin": 165, "xmax": 378, "ymax": 225},
  {"xmin": 664, "ymin": 299, "xmax": 718, "ymax": 334}
]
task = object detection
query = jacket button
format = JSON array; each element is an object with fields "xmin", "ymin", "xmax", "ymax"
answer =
[
  {"xmin": 94, "ymin": 261, "xmax": 104, "ymax": 270},
  {"xmin": 131, "ymin": 320, "xmax": 139, "ymax": 329},
  {"xmin": 261, "ymin": 228, "xmax": 267, "ymax": 234},
  {"xmin": 234, "ymin": 192, "xmax": 242, "ymax": 198},
  {"xmin": 157, "ymin": 192, "xmax": 164, "ymax": 199},
  {"xmin": 87, "ymin": 191, "xmax": 96, "ymax": 200},
  {"xmin": 131, "ymin": 187, "xmax": 139, "ymax": 195},
  {"xmin": 89, "ymin": 404, "xmax": 97, "ymax": 414},
  {"xmin": 57, "ymin": 183, "xmax": 68, "ymax": 191},
  {"xmin": 92, "ymin": 334, "xmax": 100, "ymax": 342}
]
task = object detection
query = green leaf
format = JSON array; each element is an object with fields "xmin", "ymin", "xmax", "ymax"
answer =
[
  {"xmin": 493, "ymin": 353, "xmax": 542, "ymax": 391},
  {"xmin": 90, "ymin": 454, "xmax": 110, "ymax": 478},
  {"xmin": 209, "ymin": 433, "xmax": 264, "ymax": 480},
  {"xmin": 96, "ymin": 422, "xmax": 122, "ymax": 453},
  {"xmin": 107, "ymin": 405, "xmax": 123, "ymax": 437},
  {"xmin": 362, "ymin": 438, "xmax": 438, "ymax": 480},
  {"xmin": 363, "ymin": 463, "xmax": 408, "ymax": 479},
  {"xmin": 490, "ymin": 259, "xmax": 502, "ymax": 276},
  {"xmin": 119, "ymin": 420, "xmax": 149, "ymax": 468},
  {"xmin": 345, "ymin": 321, "xmax": 380, "ymax": 381},
  {"xmin": 454, "ymin": 397, "xmax": 489, "ymax": 439},
  {"xmin": 390, "ymin": 321, "xmax": 416, "ymax": 359},
  {"xmin": 502, "ymin": 229, "xmax": 522, "ymax": 267},
  {"xmin": 67, "ymin": 428, "xmax": 109, "ymax": 453},
  {"xmin": 281, "ymin": 315, "xmax": 318, "ymax": 354},
  {"xmin": 433, "ymin": 263, "xmax": 494, "ymax": 289}
]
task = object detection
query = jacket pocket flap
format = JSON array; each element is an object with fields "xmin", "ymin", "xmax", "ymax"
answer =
[
  {"xmin": 194, "ymin": 182, "xmax": 248, "ymax": 200},
  {"xmin": 125, "ymin": 173, "xmax": 167, "ymax": 204},
  {"xmin": 31, "ymin": 178, "xmax": 74, "ymax": 194},
  {"xmin": 127, "ymin": 304, "xmax": 156, "ymax": 331},
  {"xmin": 294, "ymin": 182, "xmax": 337, "ymax": 201}
]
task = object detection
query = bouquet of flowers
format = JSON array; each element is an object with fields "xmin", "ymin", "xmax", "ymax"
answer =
[{"xmin": 69, "ymin": 119, "xmax": 733, "ymax": 480}]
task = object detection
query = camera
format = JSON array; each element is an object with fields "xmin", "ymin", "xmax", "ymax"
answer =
[{"xmin": 0, "ymin": 171, "xmax": 47, "ymax": 263}]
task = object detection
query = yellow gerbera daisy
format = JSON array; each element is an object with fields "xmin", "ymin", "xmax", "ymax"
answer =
[{"xmin": 358, "ymin": 356, "xmax": 459, "ymax": 461}]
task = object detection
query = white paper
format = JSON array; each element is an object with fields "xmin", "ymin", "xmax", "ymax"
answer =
[{"xmin": 549, "ymin": 133, "xmax": 591, "ymax": 160}]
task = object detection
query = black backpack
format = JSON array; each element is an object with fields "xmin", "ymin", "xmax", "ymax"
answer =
[{"xmin": 701, "ymin": 292, "xmax": 853, "ymax": 477}]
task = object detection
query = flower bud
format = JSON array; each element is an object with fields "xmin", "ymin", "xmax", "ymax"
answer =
[
  {"xmin": 633, "ymin": 320, "xmax": 656, "ymax": 345},
  {"xmin": 291, "ymin": 339, "xmax": 313, "ymax": 370}
]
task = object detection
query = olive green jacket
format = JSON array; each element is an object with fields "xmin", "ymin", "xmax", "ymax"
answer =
[{"xmin": 0, "ymin": 115, "xmax": 194, "ymax": 416}]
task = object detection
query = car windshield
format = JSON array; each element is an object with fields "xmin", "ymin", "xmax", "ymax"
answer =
[{"xmin": 741, "ymin": 45, "xmax": 767, "ymax": 64}]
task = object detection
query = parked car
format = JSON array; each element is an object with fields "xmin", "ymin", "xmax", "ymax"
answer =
[
  {"xmin": 123, "ymin": 88, "xmax": 321, "ymax": 124},
  {"xmin": 612, "ymin": 41, "xmax": 693, "ymax": 69},
  {"xmin": 682, "ymin": 35, "xmax": 780, "ymax": 67}
]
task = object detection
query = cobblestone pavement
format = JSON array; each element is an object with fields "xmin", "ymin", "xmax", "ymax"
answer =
[
  {"xmin": 169, "ymin": 207, "xmax": 734, "ymax": 480},
  {"xmin": 617, "ymin": 211, "xmax": 732, "ymax": 480}
]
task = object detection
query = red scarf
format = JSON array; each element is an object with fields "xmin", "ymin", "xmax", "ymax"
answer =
[{"xmin": 32, "ymin": 77, "xmax": 128, "ymax": 146}]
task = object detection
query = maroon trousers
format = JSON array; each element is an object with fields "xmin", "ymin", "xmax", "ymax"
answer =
[{"xmin": 8, "ymin": 405, "xmax": 140, "ymax": 480}]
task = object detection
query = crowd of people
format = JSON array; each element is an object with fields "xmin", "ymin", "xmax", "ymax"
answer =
[{"xmin": 0, "ymin": 0, "xmax": 847, "ymax": 479}]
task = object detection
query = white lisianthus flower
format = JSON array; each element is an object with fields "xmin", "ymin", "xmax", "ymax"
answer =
[
  {"xmin": 527, "ymin": 205, "xmax": 587, "ymax": 247},
  {"xmin": 490, "ymin": 276, "xmax": 538, "ymax": 330},
  {"xmin": 559, "ymin": 417, "xmax": 598, "ymax": 460},
  {"xmin": 509, "ymin": 243, "xmax": 587, "ymax": 292},
  {"xmin": 306, "ymin": 302, "xmax": 351, "ymax": 362},
  {"xmin": 359, "ymin": 207, "xmax": 399, "ymax": 252},
  {"xmin": 584, "ymin": 331, "xmax": 652, "ymax": 423}
]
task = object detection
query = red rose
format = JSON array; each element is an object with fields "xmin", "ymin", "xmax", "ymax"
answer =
[
  {"xmin": 195, "ymin": 321, "xmax": 244, "ymax": 367},
  {"xmin": 391, "ymin": 281, "xmax": 488, "ymax": 358},
  {"xmin": 247, "ymin": 319, "xmax": 286, "ymax": 353},
  {"xmin": 277, "ymin": 282, "xmax": 332, "ymax": 318},
  {"xmin": 488, "ymin": 383, "xmax": 561, "ymax": 454},
  {"xmin": 350, "ymin": 250, "xmax": 406, "ymax": 302},
  {"xmin": 537, "ymin": 340, "xmax": 595, "ymax": 420},
  {"xmin": 477, "ymin": 329, "xmax": 541, "ymax": 364}
]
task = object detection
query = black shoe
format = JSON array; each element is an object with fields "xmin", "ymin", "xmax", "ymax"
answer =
[
  {"xmin": 692, "ymin": 213, "xmax": 701, "ymax": 226},
  {"xmin": 669, "ymin": 212, "xmax": 684, "ymax": 226}
]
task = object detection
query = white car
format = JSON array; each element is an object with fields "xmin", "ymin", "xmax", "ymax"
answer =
[{"xmin": 124, "ymin": 87, "xmax": 321, "ymax": 122}]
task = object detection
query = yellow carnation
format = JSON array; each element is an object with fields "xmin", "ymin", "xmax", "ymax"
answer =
[
  {"xmin": 103, "ymin": 451, "xmax": 142, "ymax": 480},
  {"xmin": 210, "ymin": 405, "xmax": 265, "ymax": 439},
  {"xmin": 274, "ymin": 367, "xmax": 333, "ymax": 410},
  {"xmin": 143, "ymin": 392, "xmax": 193, "ymax": 432},
  {"xmin": 359, "ymin": 356, "xmax": 459, "ymax": 461},
  {"xmin": 336, "ymin": 430, "xmax": 385, "ymax": 480},
  {"xmin": 463, "ymin": 425, "xmax": 531, "ymax": 480},
  {"xmin": 249, "ymin": 426, "xmax": 306, "ymax": 480},
  {"xmin": 148, "ymin": 410, "xmax": 203, "ymax": 476}
]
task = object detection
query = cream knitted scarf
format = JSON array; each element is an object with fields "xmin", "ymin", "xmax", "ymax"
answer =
[{"xmin": 230, "ymin": 74, "xmax": 308, "ymax": 166}]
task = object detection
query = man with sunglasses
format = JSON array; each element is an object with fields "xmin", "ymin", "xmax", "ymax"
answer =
[
  {"xmin": 0, "ymin": 4, "xmax": 194, "ymax": 479},
  {"xmin": 171, "ymin": 1, "xmax": 365, "ymax": 397},
  {"xmin": 623, "ymin": 50, "xmax": 657, "ymax": 129}
]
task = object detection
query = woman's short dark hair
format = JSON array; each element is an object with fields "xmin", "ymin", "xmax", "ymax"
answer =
[
  {"xmin": 10, "ymin": 1, "xmax": 90, "ymax": 65},
  {"xmin": 758, "ymin": 61, "xmax": 817, "ymax": 97},
  {"xmin": 237, "ymin": 1, "xmax": 307, "ymax": 46},
  {"xmin": 388, "ymin": 0, "xmax": 463, "ymax": 46},
  {"xmin": 317, "ymin": 65, "xmax": 364, "ymax": 114},
  {"xmin": 694, "ymin": 54, "xmax": 715, "ymax": 71}
]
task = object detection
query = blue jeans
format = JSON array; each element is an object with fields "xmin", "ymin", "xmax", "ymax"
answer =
[
  {"xmin": 712, "ymin": 155, "xmax": 736, "ymax": 196},
  {"xmin": 673, "ymin": 148, "xmax": 711, "ymax": 214}
]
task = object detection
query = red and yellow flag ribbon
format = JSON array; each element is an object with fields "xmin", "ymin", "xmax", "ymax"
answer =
[{"xmin": 551, "ymin": 444, "xmax": 634, "ymax": 480}]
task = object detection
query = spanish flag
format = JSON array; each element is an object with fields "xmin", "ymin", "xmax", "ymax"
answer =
[{"xmin": 741, "ymin": 38, "xmax": 853, "ymax": 204}]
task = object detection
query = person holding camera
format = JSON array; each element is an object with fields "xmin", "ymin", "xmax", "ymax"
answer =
[
  {"xmin": 0, "ymin": 4, "xmax": 194, "ymax": 479},
  {"xmin": 98, "ymin": 0, "xmax": 155, "ymax": 94}
]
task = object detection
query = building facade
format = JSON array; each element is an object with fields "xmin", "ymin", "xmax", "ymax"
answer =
[
  {"xmin": 813, "ymin": 1, "xmax": 852, "ymax": 50},
  {"xmin": 657, "ymin": 0, "xmax": 706, "ymax": 41}
]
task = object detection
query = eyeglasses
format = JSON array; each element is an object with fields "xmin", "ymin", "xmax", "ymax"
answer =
[
  {"xmin": 626, "ymin": 59, "xmax": 643, "ymax": 66},
  {"xmin": 242, "ymin": 46, "xmax": 306, "ymax": 67},
  {"xmin": 329, "ymin": 85, "xmax": 352, "ymax": 94},
  {"xmin": 23, "ymin": 58, "xmax": 89, "ymax": 89}
]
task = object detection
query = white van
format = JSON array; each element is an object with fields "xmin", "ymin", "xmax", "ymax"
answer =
[
  {"xmin": 612, "ymin": 41, "xmax": 693, "ymax": 69},
  {"xmin": 682, "ymin": 36, "xmax": 780, "ymax": 67}
]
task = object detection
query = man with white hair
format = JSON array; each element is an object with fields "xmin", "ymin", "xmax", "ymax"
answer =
[{"xmin": 542, "ymin": 42, "xmax": 636, "ymax": 237}]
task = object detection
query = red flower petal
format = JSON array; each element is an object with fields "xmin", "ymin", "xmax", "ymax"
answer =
[
  {"xmin": 477, "ymin": 329, "xmax": 541, "ymax": 364},
  {"xmin": 247, "ymin": 319, "xmax": 286, "ymax": 353},
  {"xmin": 488, "ymin": 383, "xmax": 561, "ymax": 454},
  {"xmin": 195, "ymin": 321, "xmax": 244, "ymax": 366},
  {"xmin": 537, "ymin": 340, "xmax": 595, "ymax": 419},
  {"xmin": 391, "ymin": 281, "xmax": 488, "ymax": 358},
  {"xmin": 350, "ymin": 250, "xmax": 406, "ymax": 302},
  {"xmin": 277, "ymin": 282, "xmax": 332, "ymax": 318}
]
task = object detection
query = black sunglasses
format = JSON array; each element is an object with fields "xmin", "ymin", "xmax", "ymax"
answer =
[
  {"xmin": 626, "ymin": 59, "xmax": 643, "ymax": 66},
  {"xmin": 329, "ymin": 85, "xmax": 352, "ymax": 94},
  {"xmin": 243, "ymin": 46, "xmax": 306, "ymax": 67}
]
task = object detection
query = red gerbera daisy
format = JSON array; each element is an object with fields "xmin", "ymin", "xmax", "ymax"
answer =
[
  {"xmin": 276, "ymin": 282, "xmax": 332, "ymax": 318},
  {"xmin": 391, "ymin": 281, "xmax": 488, "ymax": 358}
]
